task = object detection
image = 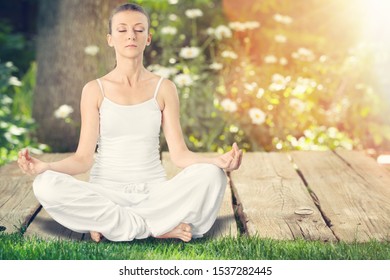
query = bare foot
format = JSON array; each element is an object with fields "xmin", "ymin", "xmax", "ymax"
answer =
[
  {"xmin": 90, "ymin": 231, "xmax": 103, "ymax": 243},
  {"xmin": 156, "ymin": 223, "xmax": 192, "ymax": 242}
]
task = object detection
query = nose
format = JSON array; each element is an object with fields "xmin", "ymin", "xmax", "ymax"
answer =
[{"xmin": 127, "ymin": 30, "xmax": 136, "ymax": 40}]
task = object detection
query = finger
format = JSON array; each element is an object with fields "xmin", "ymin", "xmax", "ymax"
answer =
[
  {"xmin": 238, "ymin": 150, "xmax": 243, "ymax": 167},
  {"xmin": 224, "ymin": 157, "xmax": 233, "ymax": 169},
  {"xmin": 25, "ymin": 149, "xmax": 31, "ymax": 160}
]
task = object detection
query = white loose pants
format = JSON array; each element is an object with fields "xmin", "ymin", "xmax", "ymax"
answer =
[{"xmin": 33, "ymin": 163, "xmax": 227, "ymax": 241}]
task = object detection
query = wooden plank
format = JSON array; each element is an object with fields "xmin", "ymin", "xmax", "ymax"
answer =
[
  {"xmin": 0, "ymin": 153, "xmax": 71, "ymax": 234},
  {"xmin": 162, "ymin": 152, "xmax": 238, "ymax": 238},
  {"xmin": 230, "ymin": 152, "xmax": 336, "ymax": 241},
  {"xmin": 291, "ymin": 150, "xmax": 390, "ymax": 242}
]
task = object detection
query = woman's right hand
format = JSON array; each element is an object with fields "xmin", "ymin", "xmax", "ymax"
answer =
[{"xmin": 17, "ymin": 149, "xmax": 49, "ymax": 175}]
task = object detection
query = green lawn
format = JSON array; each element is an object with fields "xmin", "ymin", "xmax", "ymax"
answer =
[{"xmin": 1, "ymin": 233, "xmax": 389, "ymax": 260}]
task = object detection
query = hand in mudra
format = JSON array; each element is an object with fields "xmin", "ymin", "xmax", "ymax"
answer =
[
  {"xmin": 17, "ymin": 149, "xmax": 48, "ymax": 175},
  {"xmin": 215, "ymin": 143, "xmax": 243, "ymax": 172}
]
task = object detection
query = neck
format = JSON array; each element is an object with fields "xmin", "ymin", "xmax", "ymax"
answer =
[{"xmin": 113, "ymin": 56, "xmax": 146, "ymax": 86}]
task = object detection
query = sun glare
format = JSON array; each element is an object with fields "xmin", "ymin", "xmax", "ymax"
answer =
[{"xmin": 358, "ymin": 0, "xmax": 390, "ymax": 42}]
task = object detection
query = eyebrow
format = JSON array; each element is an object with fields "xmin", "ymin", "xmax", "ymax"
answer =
[{"xmin": 116, "ymin": 23, "xmax": 145, "ymax": 27}]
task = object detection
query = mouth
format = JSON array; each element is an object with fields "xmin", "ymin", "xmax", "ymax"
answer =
[{"xmin": 125, "ymin": 44, "xmax": 137, "ymax": 48}]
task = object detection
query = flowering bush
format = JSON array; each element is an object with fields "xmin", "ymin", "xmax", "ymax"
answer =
[
  {"xmin": 212, "ymin": 0, "xmax": 390, "ymax": 152},
  {"xmin": 0, "ymin": 61, "xmax": 49, "ymax": 166},
  {"xmin": 136, "ymin": 0, "xmax": 251, "ymax": 153}
]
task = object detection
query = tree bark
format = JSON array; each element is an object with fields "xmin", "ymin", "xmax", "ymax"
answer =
[{"xmin": 33, "ymin": 0, "xmax": 122, "ymax": 152}]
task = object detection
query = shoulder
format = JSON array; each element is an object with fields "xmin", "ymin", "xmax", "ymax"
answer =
[
  {"xmin": 82, "ymin": 79, "xmax": 101, "ymax": 93},
  {"xmin": 159, "ymin": 78, "xmax": 178, "ymax": 99},
  {"xmin": 80, "ymin": 79, "xmax": 103, "ymax": 107}
]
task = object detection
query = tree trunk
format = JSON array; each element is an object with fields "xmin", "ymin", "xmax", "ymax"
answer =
[{"xmin": 33, "ymin": 0, "xmax": 122, "ymax": 152}]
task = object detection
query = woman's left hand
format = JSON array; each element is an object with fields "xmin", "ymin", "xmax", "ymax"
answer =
[{"xmin": 214, "ymin": 143, "xmax": 243, "ymax": 172}]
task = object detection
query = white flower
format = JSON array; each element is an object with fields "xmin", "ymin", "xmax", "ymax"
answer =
[
  {"xmin": 179, "ymin": 46, "xmax": 201, "ymax": 59},
  {"xmin": 249, "ymin": 108, "xmax": 266, "ymax": 125},
  {"xmin": 1, "ymin": 96, "xmax": 12, "ymax": 105},
  {"xmin": 292, "ymin": 77, "xmax": 317, "ymax": 96},
  {"xmin": 148, "ymin": 64, "xmax": 178, "ymax": 78},
  {"xmin": 256, "ymin": 88, "xmax": 265, "ymax": 98},
  {"xmin": 9, "ymin": 126, "xmax": 27, "ymax": 135},
  {"xmin": 244, "ymin": 82, "xmax": 257, "ymax": 91},
  {"xmin": 229, "ymin": 22, "xmax": 247, "ymax": 31},
  {"xmin": 274, "ymin": 14, "xmax": 293, "ymax": 25},
  {"xmin": 54, "ymin": 104, "xmax": 74, "ymax": 119},
  {"xmin": 168, "ymin": 0, "xmax": 178, "ymax": 4},
  {"xmin": 5, "ymin": 61, "xmax": 14, "ymax": 68},
  {"xmin": 206, "ymin": 27, "xmax": 215, "ymax": 35},
  {"xmin": 269, "ymin": 73, "xmax": 290, "ymax": 91},
  {"xmin": 292, "ymin": 47, "xmax": 315, "ymax": 61},
  {"xmin": 229, "ymin": 21, "xmax": 260, "ymax": 31},
  {"xmin": 279, "ymin": 57, "xmax": 288, "ymax": 65},
  {"xmin": 221, "ymin": 98, "xmax": 238, "ymax": 112},
  {"xmin": 161, "ymin": 26, "xmax": 177, "ymax": 35},
  {"xmin": 264, "ymin": 55, "xmax": 277, "ymax": 64},
  {"xmin": 169, "ymin": 14, "xmax": 178, "ymax": 21},
  {"xmin": 245, "ymin": 21, "xmax": 261, "ymax": 29},
  {"xmin": 185, "ymin": 9, "xmax": 203, "ymax": 19},
  {"xmin": 229, "ymin": 125, "xmax": 239, "ymax": 133},
  {"xmin": 221, "ymin": 50, "xmax": 238, "ymax": 59},
  {"xmin": 292, "ymin": 84, "xmax": 307, "ymax": 96},
  {"xmin": 275, "ymin": 34, "xmax": 287, "ymax": 43},
  {"xmin": 84, "ymin": 45, "xmax": 99, "ymax": 56},
  {"xmin": 173, "ymin": 74, "xmax": 194, "ymax": 87},
  {"xmin": 289, "ymin": 98, "xmax": 306, "ymax": 113},
  {"xmin": 214, "ymin": 25, "xmax": 232, "ymax": 40},
  {"xmin": 209, "ymin": 62, "xmax": 223, "ymax": 70},
  {"xmin": 9, "ymin": 76, "xmax": 22, "ymax": 87}
]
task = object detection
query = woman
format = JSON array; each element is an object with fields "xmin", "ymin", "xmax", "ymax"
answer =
[{"xmin": 17, "ymin": 3, "xmax": 242, "ymax": 242}]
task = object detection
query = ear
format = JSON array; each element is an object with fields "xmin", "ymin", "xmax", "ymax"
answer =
[
  {"xmin": 146, "ymin": 33, "xmax": 152, "ymax": 46},
  {"xmin": 107, "ymin": 34, "xmax": 113, "ymax": 47}
]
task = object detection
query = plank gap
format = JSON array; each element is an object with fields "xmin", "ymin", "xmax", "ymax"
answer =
[
  {"xmin": 289, "ymin": 155, "xmax": 340, "ymax": 242},
  {"xmin": 227, "ymin": 171, "xmax": 248, "ymax": 236},
  {"xmin": 21, "ymin": 205, "xmax": 42, "ymax": 235}
]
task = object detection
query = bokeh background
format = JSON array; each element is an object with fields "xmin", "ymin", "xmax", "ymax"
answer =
[{"xmin": 1, "ymin": 0, "xmax": 390, "ymax": 166}]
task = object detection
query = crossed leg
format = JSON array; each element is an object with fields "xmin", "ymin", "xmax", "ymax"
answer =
[
  {"xmin": 156, "ymin": 223, "xmax": 192, "ymax": 242},
  {"xmin": 90, "ymin": 223, "xmax": 192, "ymax": 243}
]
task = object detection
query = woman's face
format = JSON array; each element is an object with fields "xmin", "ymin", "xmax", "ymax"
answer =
[{"xmin": 107, "ymin": 11, "xmax": 151, "ymax": 59}]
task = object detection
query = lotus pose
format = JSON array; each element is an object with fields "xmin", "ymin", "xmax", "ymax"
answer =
[{"xmin": 17, "ymin": 3, "xmax": 242, "ymax": 242}]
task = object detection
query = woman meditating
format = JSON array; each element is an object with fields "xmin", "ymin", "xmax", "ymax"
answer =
[{"xmin": 17, "ymin": 3, "xmax": 242, "ymax": 243}]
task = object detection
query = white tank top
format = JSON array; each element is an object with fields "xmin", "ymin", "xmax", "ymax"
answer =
[{"xmin": 89, "ymin": 77, "xmax": 167, "ymax": 185}]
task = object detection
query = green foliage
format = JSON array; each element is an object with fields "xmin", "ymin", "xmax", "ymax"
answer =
[
  {"xmin": 136, "ymin": 0, "xmax": 390, "ymax": 152},
  {"xmin": 212, "ymin": 0, "xmax": 390, "ymax": 152},
  {"xmin": 1, "ymin": 232, "xmax": 390, "ymax": 260},
  {"xmin": 135, "ymin": 0, "xmax": 251, "ymax": 153},
  {"xmin": 0, "ymin": 61, "xmax": 49, "ymax": 166},
  {"xmin": 0, "ymin": 22, "xmax": 35, "ymax": 75}
]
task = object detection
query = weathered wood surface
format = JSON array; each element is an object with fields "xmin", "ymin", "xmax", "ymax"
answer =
[
  {"xmin": 290, "ymin": 150, "xmax": 390, "ymax": 242},
  {"xmin": 2, "ymin": 150, "xmax": 390, "ymax": 243},
  {"xmin": 0, "ymin": 154, "xmax": 69, "ymax": 235},
  {"xmin": 230, "ymin": 152, "xmax": 337, "ymax": 242}
]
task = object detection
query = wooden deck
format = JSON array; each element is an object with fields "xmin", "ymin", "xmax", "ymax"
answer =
[{"xmin": 0, "ymin": 150, "xmax": 389, "ymax": 242}]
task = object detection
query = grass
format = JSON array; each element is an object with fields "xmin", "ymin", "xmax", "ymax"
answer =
[{"xmin": 1, "ymin": 232, "xmax": 390, "ymax": 260}]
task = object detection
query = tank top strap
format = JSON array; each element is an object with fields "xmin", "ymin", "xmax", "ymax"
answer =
[
  {"xmin": 96, "ymin": 79, "xmax": 105, "ymax": 98},
  {"xmin": 153, "ymin": 76, "xmax": 164, "ymax": 99}
]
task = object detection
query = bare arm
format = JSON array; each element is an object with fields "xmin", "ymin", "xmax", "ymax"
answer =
[
  {"xmin": 160, "ymin": 80, "xmax": 242, "ymax": 171},
  {"xmin": 18, "ymin": 81, "xmax": 101, "ymax": 175}
]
